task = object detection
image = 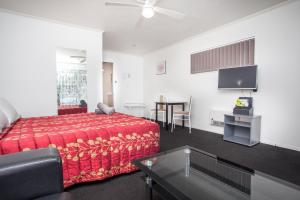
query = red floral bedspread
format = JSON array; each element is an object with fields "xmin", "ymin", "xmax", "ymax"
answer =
[
  {"xmin": 0, "ymin": 113, "xmax": 160, "ymax": 188},
  {"xmin": 58, "ymin": 105, "xmax": 87, "ymax": 115}
]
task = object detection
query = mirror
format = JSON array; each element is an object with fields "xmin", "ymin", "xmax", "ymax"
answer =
[{"xmin": 56, "ymin": 47, "xmax": 88, "ymax": 115}]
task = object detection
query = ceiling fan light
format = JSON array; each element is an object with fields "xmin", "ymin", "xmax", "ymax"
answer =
[{"xmin": 142, "ymin": 7, "xmax": 154, "ymax": 18}]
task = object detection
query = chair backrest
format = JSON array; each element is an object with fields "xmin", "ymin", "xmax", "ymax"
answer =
[
  {"xmin": 159, "ymin": 95, "xmax": 167, "ymax": 109},
  {"xmin": 188, "ymin": 96, "xmax": 193, "ymax": 115}
]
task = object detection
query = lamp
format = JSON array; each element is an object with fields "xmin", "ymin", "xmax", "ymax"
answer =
[{"xmin": 142, "ymin": 6, "xmax": 154, "ymax": 19}]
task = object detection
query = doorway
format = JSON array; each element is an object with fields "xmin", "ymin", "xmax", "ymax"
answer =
[{"xmin": 102, "ymin": 62, "xmax": 114, "ymax": 106}]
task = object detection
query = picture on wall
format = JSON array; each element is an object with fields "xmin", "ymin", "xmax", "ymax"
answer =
[{"xmin": 156, "ymin": 60, "xmax": 166, "ymax": 75}]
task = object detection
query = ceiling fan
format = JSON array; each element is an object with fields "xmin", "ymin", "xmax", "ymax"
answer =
[
  {"xmin": 70, "ymin": 56, "xmax": 87, "ymax": 63},
  {"xmin": 105, "ymin": 0, "xmax": 185, "ymax": 20}
]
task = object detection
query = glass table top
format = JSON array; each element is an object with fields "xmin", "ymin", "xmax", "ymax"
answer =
[{"xmin": 133, "ymin": 146, "xmax": 300, "ymax": 200}]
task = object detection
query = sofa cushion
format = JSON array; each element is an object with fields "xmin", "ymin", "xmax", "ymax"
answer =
[
  {"xmin": 0, "ymin": 148, "xmax": 63, "ymax": 200},
  {"xmin": 0, "ymin": 98, "xmax": 20, "ymax": 125}
]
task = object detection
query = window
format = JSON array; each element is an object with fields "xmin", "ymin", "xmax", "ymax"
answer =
[{"xmin": 191, "ymin": 38, "xmax": 255, "ymax": 74}]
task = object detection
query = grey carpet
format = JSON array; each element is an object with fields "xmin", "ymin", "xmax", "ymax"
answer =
[{"xmin": 67, "ymin": 125, "xmax": 300, "ymax": 199}]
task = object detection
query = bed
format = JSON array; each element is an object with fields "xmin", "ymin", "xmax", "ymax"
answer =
[
  {"xmin": 58, "ymin": 105, "xmax": 87, "ymax": 115},
  {"xmin": 0, "ymin": 113, "xmax": 160, "ymax": 188}
]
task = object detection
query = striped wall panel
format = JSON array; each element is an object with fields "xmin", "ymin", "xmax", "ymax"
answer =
[{"xmin": 191, "ymin": 39, "xmax": 255, "ymax": 74}]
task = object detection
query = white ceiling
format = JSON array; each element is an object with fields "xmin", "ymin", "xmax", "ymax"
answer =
[{"xmin": 0, "ymin": 0, "xmax": 286, "ymax": 55}]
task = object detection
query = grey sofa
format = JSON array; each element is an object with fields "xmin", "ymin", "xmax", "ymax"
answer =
[{"xmin": 0, "ymin": 148, "xmax": 73, "ymax": 200}]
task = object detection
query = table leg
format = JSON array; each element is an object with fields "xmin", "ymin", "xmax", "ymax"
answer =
[
  {"xmin": 182, "ymin": 103, "xmax": 185, "ymax": 128},
  {"xmin": 166, "ymin": 103, "xmax": 169, "ymax": 130},
  {"xmin": 145, "ymin": 176, "xmax": 153, "ymax": 200},
  {"xmin": 155, "ymin": 103, "xmax": 158, "ymax": 123},
  {"xmin": 171, "ymin": 105, "xmax": 174, "ymax": 130}
]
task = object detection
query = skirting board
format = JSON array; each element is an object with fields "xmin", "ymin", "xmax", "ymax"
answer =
[
  {"xmin": 144, "ymin": 117, "xmax": 300, "ymax": 152},
  {"xmin": 260, "ymin": 138, "xmax": 300, "ymax": 152},
  {"xmin": 202, "ymin": 127, "xmax": 300, "ymax": 152}
]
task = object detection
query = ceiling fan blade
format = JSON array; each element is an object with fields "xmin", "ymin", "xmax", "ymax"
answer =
[
  {"xmin": 135, "ymin": 17, "xmax": 145, "ymax": 29},
  {"xmin": 105, "ymin": 2, "xmax": 142, "ymax": 8},
  {"xmin": 70, "ymin": 56, "xmax": 86, "ymax": 58},
  {"xmin": 137, "ymin": 0, "xmax": 161, "ymax": 6},
  {"xmin": 154, "ymin": 7, "xmax": 185, "ymax": 20},
  {"xmin": 152, "ymin": 0, "xmax": 162, "ymax": 6}
]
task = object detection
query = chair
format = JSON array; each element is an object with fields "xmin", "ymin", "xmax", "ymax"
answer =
[
  {"xmin": 0, "ymin": 148, "xmax": 74, "ymax": 200},
  {"xmin": 149, "ymin": 95, "xmax": 167, "ymax": 127},
  {"xmin": 171, "ymin": 96, "xmax": 192, "ymax": 134}
]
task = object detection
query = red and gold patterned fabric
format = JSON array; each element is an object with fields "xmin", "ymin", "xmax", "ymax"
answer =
[
  {"xmin": 58, "ymin": 105, "xmax": 87, "ymax": 115},
  {"xmin": 0, "ymin": 113, "xmax": 160, "ymax": 188}
]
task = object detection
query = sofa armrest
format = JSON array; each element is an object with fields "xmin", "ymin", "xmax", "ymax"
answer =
[{"xmin": 0, "ymin": 148, "xmax": 64, "ymax": 200}]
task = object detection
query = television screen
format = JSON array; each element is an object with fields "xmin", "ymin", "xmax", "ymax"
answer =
[{"xmin": 218, "ymin": 65, "xmax": 257, "ymax": 89}]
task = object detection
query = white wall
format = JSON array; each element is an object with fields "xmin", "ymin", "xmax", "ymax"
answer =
[
  {"xmin": 143, "ymin": 1, "xmax": 300, "ymax": 151},
  {"xmin": 103, "ymin": 51, "xmax": 143, "ymax": 114},
  {"xmin": 0, "ymin": 11, "xmax": 103, "ymax": 117}
]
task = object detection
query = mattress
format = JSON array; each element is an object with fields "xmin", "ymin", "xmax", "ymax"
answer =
[{"xmin": 0, "ymin": 113, "xmax": 160, "ymax": 187}]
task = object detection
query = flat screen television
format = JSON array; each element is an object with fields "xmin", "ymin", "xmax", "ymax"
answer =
[{"xmin": 218, "ymin": 65, "xmax": 257, "ymax": 89}]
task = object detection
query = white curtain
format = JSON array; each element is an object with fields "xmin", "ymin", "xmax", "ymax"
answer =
[{"xmin": 57, "ymin": 63, "xmax": 87, "ymax": 106}]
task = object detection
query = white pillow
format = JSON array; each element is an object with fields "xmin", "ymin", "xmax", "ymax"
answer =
[
  {"xmin": 0, "ymin": 98, "xmax": 20, "ymax": 125},
  {"xmin": 0, "ymin": 110, "xmax": 9, "ymax": 133}
]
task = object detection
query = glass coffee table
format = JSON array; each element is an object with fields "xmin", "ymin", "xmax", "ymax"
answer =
[{"xmin": 133, "ymin": 146, "xmax": 300, "ymax": 200}]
